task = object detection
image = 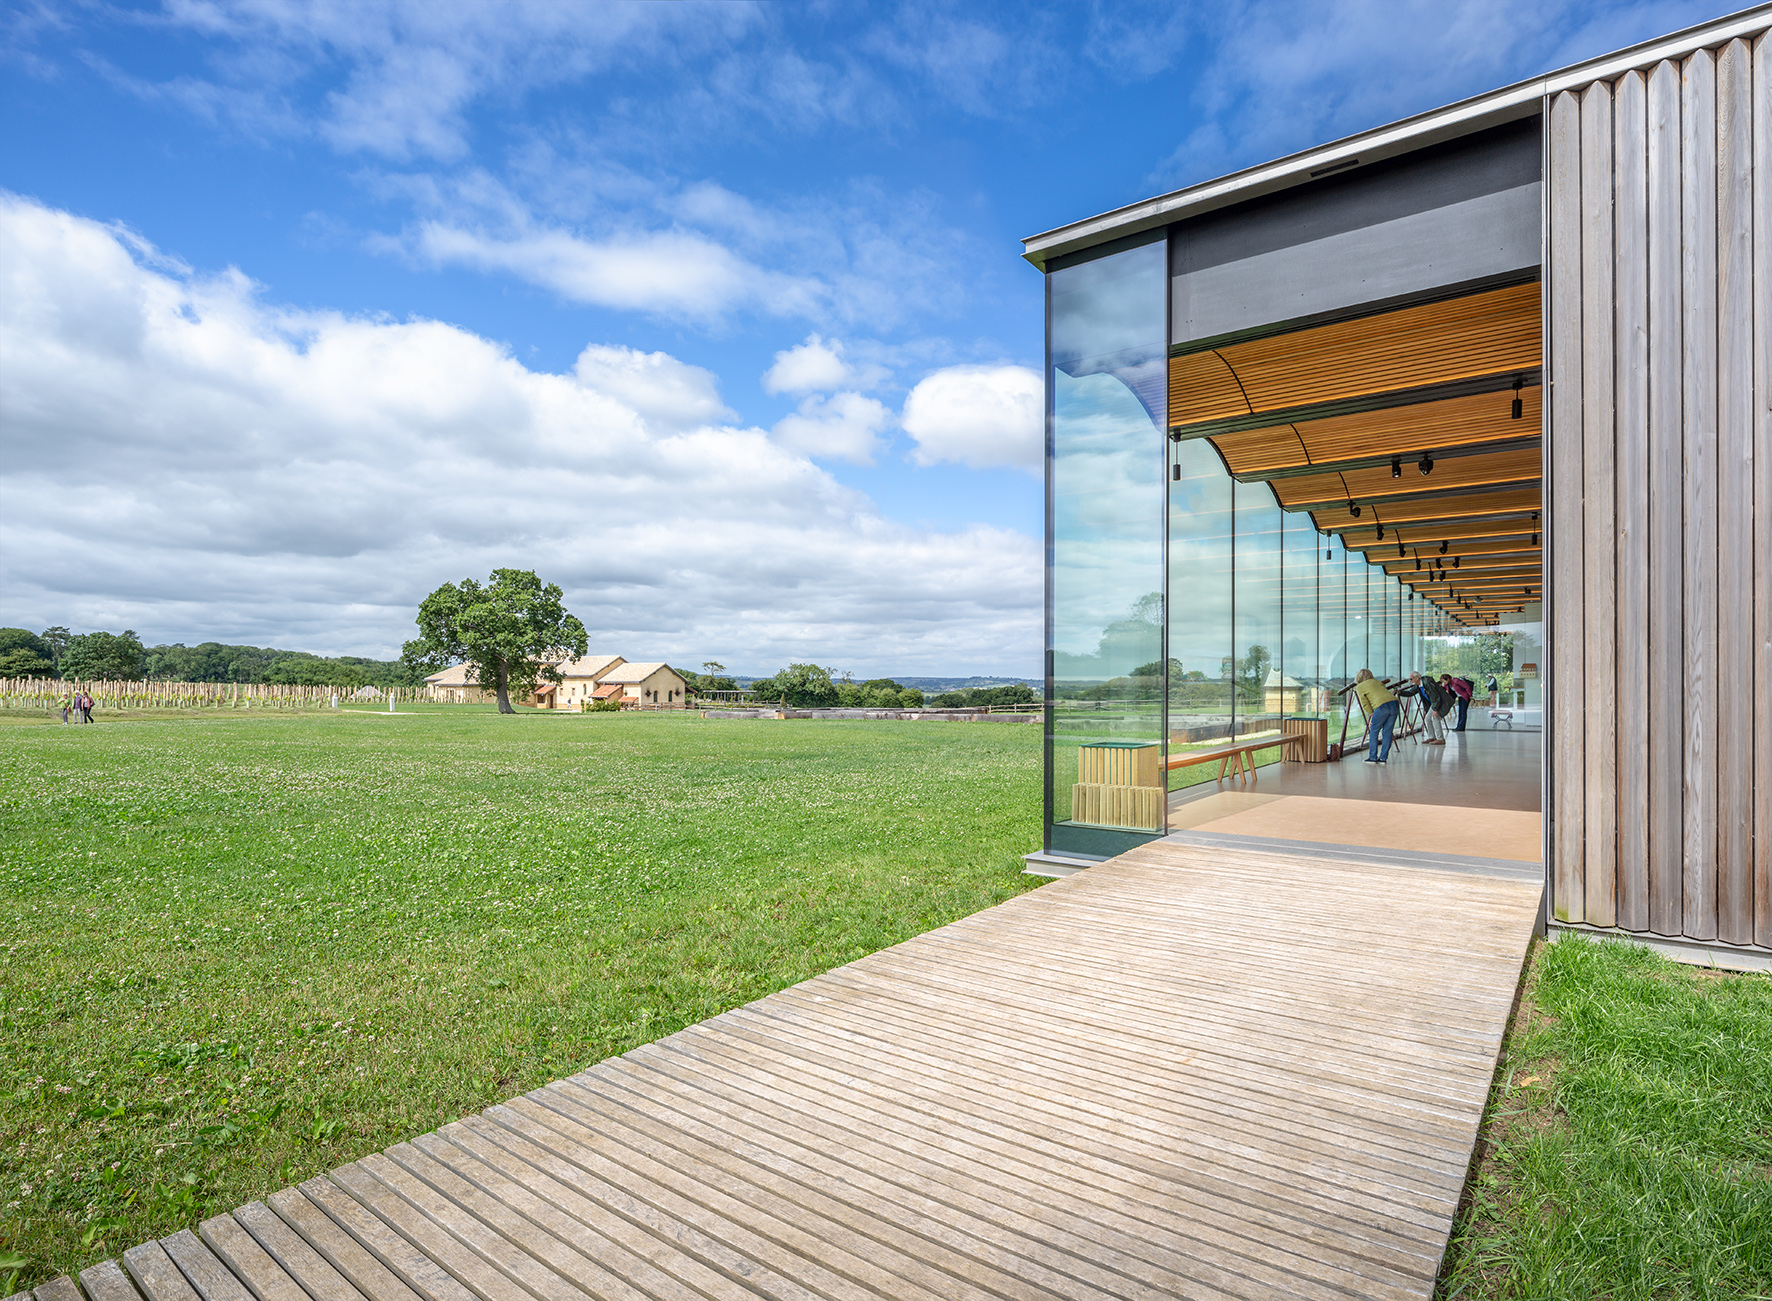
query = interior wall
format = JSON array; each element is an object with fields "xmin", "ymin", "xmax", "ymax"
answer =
[{"xmin": 1546, "ymin": 31, "xmax": 1771, "ymax": 948}]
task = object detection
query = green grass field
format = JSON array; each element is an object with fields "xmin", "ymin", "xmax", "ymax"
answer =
[
  {"xmin": 0, "ymin": 706, "xmax": 1043, "ymax": 1286},
  {"xmin": 1438, "ymin": 935, "xmax": 1772, "ymax": 1299}
]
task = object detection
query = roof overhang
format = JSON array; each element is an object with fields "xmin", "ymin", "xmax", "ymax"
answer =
[{"xmin": 1021, "ymin": 4, "xmax": 1772, "ymax": 270}]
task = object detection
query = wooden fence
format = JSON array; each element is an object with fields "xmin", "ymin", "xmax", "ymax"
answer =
[{"xmin": 0, "ymin": 677, "xmax": 418, "ymax": 711}]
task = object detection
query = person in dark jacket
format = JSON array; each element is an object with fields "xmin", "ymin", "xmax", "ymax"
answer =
[
  {"xmin": 1443, "ymin": 674, "xmax": 1473, "ymax": 731},
  {"xmin": 1398, "ymin": 672, "xmax": 1446, "ymax": 744}
]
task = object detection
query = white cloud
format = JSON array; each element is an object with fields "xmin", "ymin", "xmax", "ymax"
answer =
[
  {"xmin": 902, "ymin": 365, "xmax": 1043, "ymax": 473},
  {"xmin": 763, "ymin": 333, "xmax": 866, "ymax": 395},
  {"xmin": 407, "ymin": 221, "xmax": 822, "ymax": 322},
  {"xmin": 771, "ymin": 392, "xmax": 892, "ymax": 466},
  {"xmin": 0, "ymin": 194, "xmax": 1037, "ymax": 673}
]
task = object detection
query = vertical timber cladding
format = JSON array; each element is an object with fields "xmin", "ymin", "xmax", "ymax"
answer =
[{"xmin": 1547, "ymin": 30, "xmax": 1769, "ymax": 948}]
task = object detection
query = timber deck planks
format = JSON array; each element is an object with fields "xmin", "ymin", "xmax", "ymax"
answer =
[{"xmin": 78, "ymin": 838, "xmax": 1539, "ymax": 1301}]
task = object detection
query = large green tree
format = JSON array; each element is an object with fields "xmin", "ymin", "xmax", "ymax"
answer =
[
  {"xmin": 61, "ymin": 630, "xmax": 146, "ymax": 680},
  {"xmin": 401, "ymin": 569, "xmax": 587, "ymax": 714},
  {"xmin": 0, "ymin": 629, "xmax": 53, "ymax": 678}
]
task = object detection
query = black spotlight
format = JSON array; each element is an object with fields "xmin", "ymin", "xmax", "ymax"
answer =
[
  {"xmin": 1453, "ymin": 555, "xmax": 1461, "ymax": 568},
  {"xmin": 1172, "ymin": 462, "xmax": 1181, "ymax": 481},
  {"xmin": 1439, "ymin": 539, "xmax": 1449, "ymax": 554},
  {"xmin": 1414, "ymin": 552, "xmax": 1422, "ymax": 571},
  {"xmin": 1376, "ymin": 522, "xmax": 1385, "ymax": 541},
  {"xmin": 1348, "ymin": 501, "xmax": 1361, "ymax": 518},
  {"xmin": 1398, "ymin": 539, "xmax": 1406, "ymax": 557},
  {"xmin": 1532, "ymin": 532, "xmax": 1540, "ymax": 547},
  {"xmin": 1419, "ymin": 452, "xmax": 1434, "ymax": 476},
  {"xmin": 1391, "ymin": 456, "xmax": 1402, "ymax": 479},
  {"xmin": 1511, "ymin": 375, "xmax": 1524, "ymax": 420}
]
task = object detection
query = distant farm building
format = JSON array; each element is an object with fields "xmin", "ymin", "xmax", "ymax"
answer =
[
  {"xmin": 595, "ymin": 661, "xmax": 689, "ymax": 707},
  {"xmin": 423, "ymin": 655, "xmax": 688, "ymax": 709}
]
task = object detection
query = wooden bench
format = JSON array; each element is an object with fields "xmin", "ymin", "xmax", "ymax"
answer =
[{"xmin": 1166, "ymin": 733, "xmax": 1306, "ymax": 784}]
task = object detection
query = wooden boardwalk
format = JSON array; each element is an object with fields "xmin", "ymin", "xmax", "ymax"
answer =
[{"xmin": 24, "ymin": 837, "xmax": 1542, "ymax": 1301}]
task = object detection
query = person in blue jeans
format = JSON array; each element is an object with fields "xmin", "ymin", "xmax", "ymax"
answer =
[{"xmin": 1353, "ymin": 669, "xmax": 1400, "ymax": 763}]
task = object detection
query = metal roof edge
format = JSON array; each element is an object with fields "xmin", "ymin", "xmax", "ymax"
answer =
[{"xmin": 1022, "ymin": 3, "xmax": 1772, "ymax": 269}]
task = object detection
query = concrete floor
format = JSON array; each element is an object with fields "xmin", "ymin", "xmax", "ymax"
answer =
[{"xmin": 1167, "ymin": 729, "xmax": 1543, "ymax": 863}]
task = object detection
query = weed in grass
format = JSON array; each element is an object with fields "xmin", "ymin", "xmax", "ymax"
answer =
[
  {"xmin": 0, "ymin": 707, "xmax": 1043, "ymax": 1284},
  {"xmin": 1438, "ymin": 934, "xmax": 1772, "ymax": 1300}
]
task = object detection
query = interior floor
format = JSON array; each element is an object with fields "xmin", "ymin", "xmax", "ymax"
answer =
[{"xmin": 1166, "ymin": 729, "xmax": 1542, "ymax": 863}]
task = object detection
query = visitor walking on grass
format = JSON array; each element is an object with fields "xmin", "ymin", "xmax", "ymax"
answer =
[
  {"xmin": 60, "ymin": 692, "xmax": 71, "ymax": 724},
  {"xmin": 78, "ymin": 690, "xmax": 94, "ymax": 723},
  {"xmin": 1353, "ymin": 669, "xmax": 1399, "ymax": 764}
]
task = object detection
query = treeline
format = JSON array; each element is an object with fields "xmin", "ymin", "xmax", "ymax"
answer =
[
  {"xmin": 0, "ymin": 627, "xmax": 412, "ymax": 687},
  {"xmin": 745, "ymin": 664, "xmax": 926, "ymax": 709}
]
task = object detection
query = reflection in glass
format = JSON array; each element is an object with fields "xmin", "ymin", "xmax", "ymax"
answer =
[
  {"xmin": 1282, "ymin": 514, "xmax": 1322, "ymax": 718},
  {"xmin": 1048, "ymin": 237, "xmax": 1166, "ymax": 851},
  {"xmin": 1233, "ymin": 479, "xmax": 1284, "ymax": 740},
  {"xmin": 1168, "ymin": 437, "xmax": 1234, "ymax": 759}
]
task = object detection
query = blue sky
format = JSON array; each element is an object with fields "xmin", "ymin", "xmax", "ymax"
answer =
[{"xmin": 0, "ymin": 0, "xmax": 1720, "ymax": 675}]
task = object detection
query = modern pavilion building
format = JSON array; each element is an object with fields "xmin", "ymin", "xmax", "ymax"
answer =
[{"xmin": 1025, "ymin": 7, "xmax": 1771, "ymax": 968}]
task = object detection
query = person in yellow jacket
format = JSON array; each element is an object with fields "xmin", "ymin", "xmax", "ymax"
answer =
[{"xmin": 1353, "ymin": 668, "xmax": 1399, "ymax": 764}]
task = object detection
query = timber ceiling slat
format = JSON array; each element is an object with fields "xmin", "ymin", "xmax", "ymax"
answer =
[
  {"xmin": 1337, "ymin": 518, "xmax": 1542, "ymax": 548},
  {"xmin": 1168, "ymin": 282, "xmax": 1541, "ymax": 427},
  {"xmin": 1275, "ymin": 448, "xmax": 1544, "ymax": 509},
  {"xmin": 1168, "ymin": 351, "xmax": 1252, "ymax": 426},
  {"xmin": 1307, "ymin": 487, "xmax": 1541, "ymax": 532},
  {"xmin": 1209, "ymin": 386, "xmax": 1544, "ymax": 476}
]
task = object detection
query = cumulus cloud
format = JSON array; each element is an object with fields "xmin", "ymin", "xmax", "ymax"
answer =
[
  {"xmin": 771, "ymin": 392, "xmax": 892, "ymax": 466},
  {"xmin": 902, "ymin": 365, "xmax": 1043, "ymax": 473},
  {"xmin": 0, "ymin": 195, "xmax": 1037, "ymax": 672},
  {"xmin": 760, "ymin": 333, "xmax": 891, "ymax": 395},
  {"xmin": 762, "ymin": 334, "xmax": 852, "ymax": 395},
  {"xmin": 406, "ymin": 220, "xmax": 823, "ymax": 322}
]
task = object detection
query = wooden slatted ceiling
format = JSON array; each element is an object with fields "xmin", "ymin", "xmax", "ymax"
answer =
[
  {"xmin": 1168, "ymin": 281, "xmax": 1542, "ymax": 427},
  {"xmin": 1340, "ymin": 517, "xmax": 1541, "ymax": 547},
  {"xmin": 1308, "ymin": 487, "xmax": 1541, "ymax": 534},
  {"xmin": 1210, "ymin": 387, "xmax": 1544, "ymax": 477},
  {"xmin": 1274, "ymin": 448, "xmax": 1542, "ymax": 511}
]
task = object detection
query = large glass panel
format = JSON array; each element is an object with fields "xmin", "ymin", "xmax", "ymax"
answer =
[
  {"xmin": 1281, "ymin": 514, "xmax": 1321, "ymax": 720},
  {"xmin": 1047, "ymin": 236, "xmax": 1167, "ymax": 851},
  {"xmin": 1379, "ymin": 574, "xmax": 1400, "ymax": 681},
  {"xmin": 1167, "ymin": 437, "xmax": 1234, "ymax": 792},
  {"xmin": 1232, "ymin": 480, "xmax": 1284, "ymax": 766},
  {"xmin": 1320, "ymin": 545, "xmax": 1352, "ymax": 742}
]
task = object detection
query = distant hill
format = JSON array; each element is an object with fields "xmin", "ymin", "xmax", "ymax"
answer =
[{"xmin": 732, "ymin": 674, "xmax": 1041, "ymax": 694}]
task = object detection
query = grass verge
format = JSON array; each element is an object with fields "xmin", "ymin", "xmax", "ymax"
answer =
[
  {"xmin": 1438, "ymin": 934, "xmax": 1772, "ymax": 1299},
  {"xmin": 0, "ymin": 707, "xmax": 1042, "ymax": 1285}
]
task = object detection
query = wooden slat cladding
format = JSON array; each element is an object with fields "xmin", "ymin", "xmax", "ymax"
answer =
[
  {"xmin": 1717, "ymin": 38, "xmax": 1757, "ymax": 945},
  {"xmin": 1548, "ymin": 34, "xmax": 1768, "ymax": 950},
  {"xmin": 1615, "ymin": 69, "xmax": 1651, "ymax": 932},
  {"xmin": 1683, "ymin": 48, "xmax": 1721, "ymax": 939},
  {"xmin": 1647, "ymin": 59, "xmax": 1685, "ymax": 935},
  {"xmin": 1168, "ymin": 283, "xmax": 1540, "ymax": 426},
  {"xmin": 1755, "ymin": 32, "xmax": 1771, "ymax": 949}
]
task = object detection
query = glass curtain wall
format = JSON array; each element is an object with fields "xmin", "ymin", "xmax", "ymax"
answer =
[
  {"xmin": 1044, "ymin": 232, "xmax": 1466, "ymax": 849},
  {"xmin": 1281, "ymin": 515, "xmax": 1321, "ymax": 720},
  {"xmin": 1232, "ymin": 480, "xmax": 1284, "ymax": 740},
  {"xmin": 1167, "ymin": 437, "xmax": 1234, "ymax": 756},
  {"xmin": 1046, "ymin": 234, "xmax": 1167, "ymax": 854}
]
